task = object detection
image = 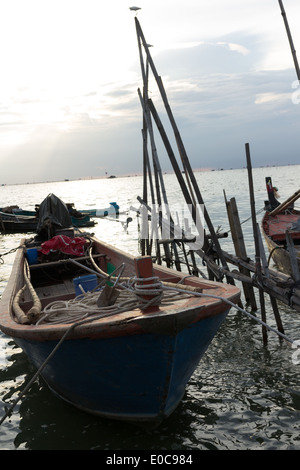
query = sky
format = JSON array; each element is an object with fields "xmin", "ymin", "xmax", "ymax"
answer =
[{"xmin": 0, "ymin": 0, "xmax": 300, "ymax": 184}]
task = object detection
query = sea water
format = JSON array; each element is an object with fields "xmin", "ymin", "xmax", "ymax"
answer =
[{"xmin": 0, "ymin": 166, "xmax": 300, "ymax": 450}]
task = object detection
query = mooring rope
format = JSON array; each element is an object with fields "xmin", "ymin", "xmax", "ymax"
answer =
[
  {"xmin": 163, "ymin": 285, "xmax": 300, "ymax": 348},
  {"xmin": 36, "ymin": 276, "xmax": 184, "ymax": 324},
  {"xmin": 34, "ymin": 275, "xmax": 300, "ymax": 349}
]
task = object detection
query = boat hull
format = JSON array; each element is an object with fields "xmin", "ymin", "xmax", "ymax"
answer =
[
  {"xmin": 262, "ymin": 210, "xmax": 300, "ymax": 277},
  {"xmin": 0, "ymin": 212, "xmax": 95, "ymax": 233},
  {"xmin": 15, "ymin": 311, "xmax": 227, "ymax": 424},
  {"xmin": 0, "ymin": 236, "xmax": 240, "ymax": 425}
]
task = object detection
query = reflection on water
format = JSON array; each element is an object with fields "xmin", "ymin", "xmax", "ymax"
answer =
[{"xmin": 1, "ymin": 167, "xmax": 300, "ymax": 450}]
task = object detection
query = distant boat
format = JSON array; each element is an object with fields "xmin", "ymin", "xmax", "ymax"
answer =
[
  {"xmin": 80, "ymin": 202, "xmax": 119, "ymax": 218},
  {"xmin": 0, "ymin": 210, "xmax": 95, "ymax": 233},
  {"xmin": 262, "ymin": 177, "xmax": 300, "ymax": 278},
  {"xmin": 0, "ymin": 200, "xmax": 121, "ymax": 233},
  {"xmin": 0, "ymin": 226, "xmax": 240, "ymax": 426},
  {"xmin": 10, "ymin": 201, "xmax": 119, "ymax": 218}
]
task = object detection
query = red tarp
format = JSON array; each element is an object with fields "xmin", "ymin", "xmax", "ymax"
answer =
[{"xmin": 40, "ymin": 235, "xmax": 87, "ymax": 256}]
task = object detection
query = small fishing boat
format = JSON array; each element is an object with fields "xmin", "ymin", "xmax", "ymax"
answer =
[
  {"xmin": 0, "ymin": 230, "xmax": 240, "ymax": 426},
  {"xmin": 9, "ymin": 202, "xmax": 120, "ymax": 218},
  {"xmin": 80, "ymin": 202, "xmax": 119, "ymax": 217},
  {"xmin": 0, "ymin": 211, "xmax": 95, "ymax": 233},
  {"xmin": 0, "ymin": 195, "xmax": 96, "ymax": 233},
  {"xmin": 262, "ymin": 177, "xmax": 300, "ymax": 278},
  {"xmin": 2, "ymin": 201, "xmax": 119, "ymax": 219},
  {"xmin": 0, "ymin": 211, "xmax": 38, "ymax": 233}
]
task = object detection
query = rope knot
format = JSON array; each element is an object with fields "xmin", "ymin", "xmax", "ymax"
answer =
[{"xmin": 132, "ymin": 276, "xmax": 163, "ymax": 310}]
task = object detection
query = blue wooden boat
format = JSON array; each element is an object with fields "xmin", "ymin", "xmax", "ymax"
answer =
[
  {"xmin": 0, "ymin": 196, "xmax": 96, "ymax": 233},
  {"xmin": 2, "ymin": 201, "xmax": 119, "ymax": 219},
  {"xmin": 80, "ymin": 202, "xmax": 119, "ymax": 217},
  {"xmin": 0, "ymin": 210, "xmax": 95, "ymax": 233},
  {"xmin": 0, "ymin": 211, "xmax": 38, "ymax": 233},
  {"xmin": 0, "ymin": 233, "xmax": 240, "ymax": 426}
]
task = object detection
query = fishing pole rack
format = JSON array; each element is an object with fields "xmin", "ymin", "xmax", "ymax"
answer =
[{"xmin": 134, "ymin": 17, "xmax": 300, "ymax": 345}]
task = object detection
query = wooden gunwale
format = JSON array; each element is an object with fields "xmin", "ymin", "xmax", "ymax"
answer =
[{"xmin": 0, "ymin": 237, "xmax": 240, "ymax": 342}]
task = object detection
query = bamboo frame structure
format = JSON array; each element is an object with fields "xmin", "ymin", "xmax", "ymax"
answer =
[{"xmin": 133, "ymin": 18, "xmax": 300, "ymax": 346}]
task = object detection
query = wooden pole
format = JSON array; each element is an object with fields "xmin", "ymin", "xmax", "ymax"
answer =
[
  {"xmin": 278, "ymin": 0, "xmax": 300, "ymax": 82},
  {"xmin": 141, "ymin": 58, "xmax": 150, "ymax": 256},
  {"xmin": 135, "ymin": 17, "xmax": 234, "ymax": 283},
  {"xmin": 136, "ymin": 39, "xmax": 170, "ymax": 265},
  {"xmin": 225, "ymin": 193, "xmax": 257, "ymax": 310},
  {"xmin": 258, "ymin": 223, "xmax": 285, "ymax": 339},
  {"xmin": 245, "ymin": 143, "xmax": 268, "ymax": 344}
]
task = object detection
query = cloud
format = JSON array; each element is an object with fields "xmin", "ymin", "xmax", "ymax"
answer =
[
  {"xmin": 1, "ymin": 1, "xmax": 300, "ymax": 184},
  {"xmin": 135, "ymin": 33, "xmax": 300, "ymax": 171},
  {"xmin": 254, "ymin": 92, "xmax": 291, "ymax": 105}
]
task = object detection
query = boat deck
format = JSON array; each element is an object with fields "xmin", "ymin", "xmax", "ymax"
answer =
[{"xmin": 263, "ymin": 212, "xmax": 300, "ymax": 242}]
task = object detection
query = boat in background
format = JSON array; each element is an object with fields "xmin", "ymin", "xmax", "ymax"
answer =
[
  {"xmin": 0, "ymin": 211, "xmax": 95, "ymax": 233},
  {"xmin": 0, "ymin": 215, "xmax": 240, "ymax": 425},
  {"xmin": 80, "ymin": 202, "xmax": 119, "ymax": 218},
  {"xmin": 0, "ymin": 211, "xmax": 38, "ymax": 233},
  {"xmin": 262, "ymin": 177, "xmax": 300, "ymax": 278},
  {"xmin": 0, "ymin": 195, "xmax": 96, "ymax": 233},
  {"xmin": 0, "ymin": 201, "xmax": 120, "ymax": 234}
]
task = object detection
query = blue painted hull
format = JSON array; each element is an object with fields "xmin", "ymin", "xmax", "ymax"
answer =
[
  {"xmin": 15, "ymin": 311, "xmax": 227, "ymax": 423},
  {"xmin": 0, "ymin": 235, "xmax": 240, "ymax": 425}
]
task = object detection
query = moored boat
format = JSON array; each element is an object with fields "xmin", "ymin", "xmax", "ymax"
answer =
[
  {"xmin": 1, "ymin": 201, "xmax": 119, "ymax": 219},
  {"xmin": 262, "ymin": 177, "xmax": 300, "ymax": 278},
  {"xmin": 80, "ymin": 202, "xmax": 119, "ymax": 217},
  {"xmin": 0, "ymin": 230, "xmax": 240, "ymax": 426},
  {"xmin": 0, "ymin": 195, "xmax": 96, "ymax": 233},
  {"xmin": 0, "ymin": 211, "xmax": 38, "ymax": 233}
]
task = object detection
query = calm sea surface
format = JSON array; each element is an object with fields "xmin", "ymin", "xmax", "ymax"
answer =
[{"xmin": 0, "ymin": 166, "xmax": 300, "ymax": 451}]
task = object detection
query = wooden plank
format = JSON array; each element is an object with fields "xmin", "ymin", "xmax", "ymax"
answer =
[
  {"xmin": 30, "ymin": 253, "xmax": 106, "ymax": 270},
  {"xmin": 225, "ymin": 195, "xmax": 257, "ymax": 310}
]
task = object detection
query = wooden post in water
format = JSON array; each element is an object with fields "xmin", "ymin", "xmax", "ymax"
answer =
[
  {"xmin": 224, "ymin": 193, "xmax": 257, "ymax": 311},
  {"xmin": 258, "ymin": 224, "xmax": 285, "ymax": 339},
  {"xmin": 245, "ymin": 143, "xmax": 286, "ymax": 342},
  {"xmin": 136, "ymin": 47, "xmax": 172, "ymax": 266},
  {"xmin": 135, "ymin": 17, "xmax": 234, "ymax": 283},
  {"xmin": 245, "ymin": 143, "xmax": 268, "ymax": 344}
]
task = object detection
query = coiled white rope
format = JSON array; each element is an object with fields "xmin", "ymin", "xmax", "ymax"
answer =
[
  {"xmin": 36, "ymin": 289, "xmax": 138, "ymax": 325},
  {"xmin": 35, "ymin": 275, "xmax": 300, "ymax": 350},
  {"xmin": 13, "ymin": 259, "xmax": 42, "ymax": 324},
  {"xmin": 36, "ymin": 275, "xmax": 186, "ymax": 325}
]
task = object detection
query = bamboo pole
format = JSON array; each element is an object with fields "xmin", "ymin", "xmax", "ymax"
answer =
[
  {"xmin": 278, "ymin": 0, "xmax": 300, "ymax": 82},
  {"xmin": 225, "ymin": 193, "xmax": 257, "ymax": 310},
  {"xmin": 141, "ymin": 58, "xmax": 149, "ymax": 256},
  {"xmin": 245, "ymin": 143, "xmax": 268, "ymax": 344},
  {"xmin": 258, "ymin": 223, "xmax": 285, "ymax": 338},
  {"xmin": 135, "ymin": 17, "xmax": 234, "ymax": 284},
  {"xmin": 137, "ymin": 47, "xmax": 169, "ymax": 265}
]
